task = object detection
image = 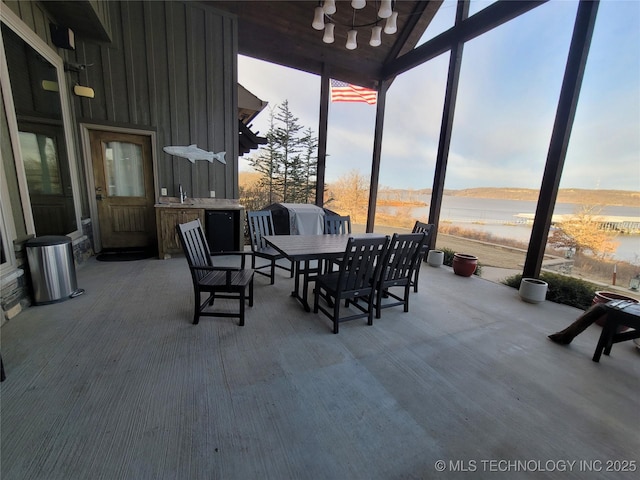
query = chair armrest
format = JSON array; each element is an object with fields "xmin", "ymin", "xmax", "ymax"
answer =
[{"xmin": 192, "ymin": 265, "xmax": 249, "ymax": 273}]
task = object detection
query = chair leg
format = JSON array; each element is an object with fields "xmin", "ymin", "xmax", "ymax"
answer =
[
  {"xmin": 367, "ymin": 297, "xmax": 375, "ymax": 326},
  {"xmin": 593, "ymin": 322, "xmax": 615, "ymax": 362},
  {"xmin": 270, "ymin": 260, "xmax": 276, "ymax": 285},
  {"xmin": 193, "ymin": 290, "xmax": 200, "ymax": 325},
  {"xmin": 239, "ymin": 289, "xmax": 246, "ymax": 326},
  {"xmin": 313, "ymin": 284, "xmax": 321, "ymax": 313},
  {"xmin": 413, "ymin": 267, "xmax": 420, "ymax": 293},
  {"xmin": 403, "ymin": 285, "xmax": 411, "ymax": 312},
  {"xmin": 333, "ymin": 299, "xmax": 340, "ymax": 334},
  {"xmin": 248, "ymin": 278, "xmax": 254, "ymax": 307},
  {"xmin": 375, "ymin": 288, "xmax": 383, "ymax": 319}
]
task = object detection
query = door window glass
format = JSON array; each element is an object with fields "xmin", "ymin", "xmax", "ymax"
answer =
[{"xmin": 104, "ymin": 141, "xmax": 145, "ymax": 197}]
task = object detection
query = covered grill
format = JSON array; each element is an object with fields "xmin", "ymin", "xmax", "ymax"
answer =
[{"xmin": 263, "ymin": 203, "xmax": 337, "ymax": 235}]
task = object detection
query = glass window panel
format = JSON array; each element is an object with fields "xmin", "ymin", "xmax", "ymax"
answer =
[
  {"xmin": 19, "ymin": 132, "xmax": 63, "ymax": 195},
  {"xmin": 2, "ymin": 23, "xmax": 77, "ymax": 236},
  {"xmin": 105, "ymin": 141, "xmax": 145, "ymax": 197}
]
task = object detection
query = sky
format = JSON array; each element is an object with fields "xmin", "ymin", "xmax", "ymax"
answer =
[{"xmin": 238, "ymin": 0, "xmax": 640, "ymax": 192}]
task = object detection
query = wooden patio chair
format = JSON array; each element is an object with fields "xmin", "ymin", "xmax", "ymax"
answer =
[
  {"xmin": 373, "ymin": 232, "xmax": 427, "ymax": 319},
  {"xmin": 247, "ymin": 210, "xmax": 293, "ymax": 284},
  {"xmin": 411, "ymin": 221, "xmax": 435, "ymax": 292},
  {"xmin": 313, "ymin": 235, "xmax": 389, "ymax": 334},
  {"xmin": 176, "ymin": 220, "xmax": 254, "ymax": 326},
  {"xmin": 323, "ymin": 215, "xmax": 352, "ymax": 272},
  {"xmin": 324, "ymin": 215, "xmax": 352, "ymax": 234}
]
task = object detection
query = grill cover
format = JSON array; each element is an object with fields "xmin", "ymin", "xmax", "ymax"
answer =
[{"xmin": 263, "ymin": 203, "xmax": 336, "ymax": 235}]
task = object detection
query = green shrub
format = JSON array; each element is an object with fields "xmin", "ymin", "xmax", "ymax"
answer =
[
  {"xmin": 439, "ymin": 247, "xmax": 482, "ymax": 276},
  {"xmin": 502, "ymin": 272, "xmax": 599, "ymax": 310}
]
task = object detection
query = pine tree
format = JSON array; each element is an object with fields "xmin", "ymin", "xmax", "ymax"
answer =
[{"xmin": 248, "ymin": 100, "xmax": 318, "ymax": 204}]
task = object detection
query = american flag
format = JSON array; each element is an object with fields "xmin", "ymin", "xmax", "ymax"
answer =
[{"xmin": 330, "ymin": 80, "xmax": 377, "ymax": 105}]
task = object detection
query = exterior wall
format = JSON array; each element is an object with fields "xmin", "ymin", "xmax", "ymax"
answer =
[
  {"xmin": 69, "ymin": 0, "xmax": 239, "ymax": 200},
  {"xmin": 0, "ymin": 0, "xmax": 238, "ymax": 320}
]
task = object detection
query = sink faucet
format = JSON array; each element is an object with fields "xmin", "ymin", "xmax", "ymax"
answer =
[{"xmin": 179, "ymin": 184, "xmax": 187, "ymax": 204}]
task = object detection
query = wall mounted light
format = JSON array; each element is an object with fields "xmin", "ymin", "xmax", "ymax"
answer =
[
  {"xmin": 73, "ymin": 85, "xmax": 95, "ymax": 98},
  {"xmin": 49, "ymin": 24, "xmax": 75, "ymax": 50}
]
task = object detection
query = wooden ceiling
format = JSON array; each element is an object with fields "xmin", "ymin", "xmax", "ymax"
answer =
[{"xmin": 208, "ymin": 1, "xmax": 442, "ymax": 89}]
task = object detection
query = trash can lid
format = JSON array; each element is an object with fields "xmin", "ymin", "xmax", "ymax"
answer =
[{"xmin": 25, "ymin": 235, "xmax": 72, "ymax": 247}]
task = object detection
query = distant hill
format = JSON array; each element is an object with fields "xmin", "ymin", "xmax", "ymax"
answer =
[
  {"xmin": 449, "ymin": 188, "xmax": 639, "ymax": 207},
  {"xmin": 379, "ymin": 187, "xmax": 639, "ymax": 207}
]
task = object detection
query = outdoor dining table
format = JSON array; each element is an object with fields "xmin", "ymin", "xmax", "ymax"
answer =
[{"xmin": 264, "ymin": 233, "xmax": 386, "ymax": 311}]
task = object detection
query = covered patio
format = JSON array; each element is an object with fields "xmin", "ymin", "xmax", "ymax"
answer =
[{"xmin": 1, "ymin": 257, "xmax": 638, "ymax": 479}]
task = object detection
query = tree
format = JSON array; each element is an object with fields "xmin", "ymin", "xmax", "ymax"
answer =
[
  {"xmin": 247, "ymin": 100, "xmax": 317, "ymax": 204},
  {"xmin": 325, "ymin": 170, "xmax": 369, "ymax": 223},
  {"xmin": 548, "ymin": 205, "xmax": 619, "ymax": 259}
]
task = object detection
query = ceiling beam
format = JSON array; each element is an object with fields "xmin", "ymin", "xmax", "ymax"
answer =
[{"xmin": 382, "ymin": 0, "xmax": 547, "ymax": 80}]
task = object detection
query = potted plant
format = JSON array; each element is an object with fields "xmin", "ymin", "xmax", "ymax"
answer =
[
  {"xmin": 519, "ymin": 278, "xmax": 548, "ymax": 304},
  {"xmin": 452, "ymin": 253, "xmax": 477, "ymax": 277}
]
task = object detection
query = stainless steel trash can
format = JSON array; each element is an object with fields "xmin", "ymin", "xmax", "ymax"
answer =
[{"xmin": 25, "ymin": 236, "xmax": 79, "ymax": 305}]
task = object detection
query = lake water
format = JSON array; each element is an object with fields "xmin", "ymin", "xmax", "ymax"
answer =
[{"xmin": 378, "ymin": 196, "xmax": 640, "ymax": 263}]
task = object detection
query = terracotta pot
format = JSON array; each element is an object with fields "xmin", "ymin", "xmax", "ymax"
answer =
[
  {"xmin": 427, "ymin": 250, "xmax": 444, "ymax": 267},
  {"xmin": 452, "ymin": 253, "xmax": 477, "ymax": 277},
  {"xmin": 519, "ymin": 278, "xmax": 548, "ymax": 304},
  {"xmin": 592, "ymin": 291, "xmax": 639, "ymax": 328}
]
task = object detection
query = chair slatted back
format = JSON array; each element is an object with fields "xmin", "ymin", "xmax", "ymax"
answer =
[
  {"xmin": 412, "ymin": 221, "xmax": 434, "ymax": 245},
  {"xmin": 381, "ymin": 233, "xmax": 427, "ymax": 283},
  {"xmin": 176, "ymin": 220, "xmax": 213, "ymax": 281},
  {"xmin": 324, "ymin": 215, "xmax": 352, "ymax": 234},
  {"xmin": 247, "ymin": 210, "xmax": 276, "ymax": 251},
  {"xmin": 337, "ymin": 236, "xmax": 388, "ymax": 294}
]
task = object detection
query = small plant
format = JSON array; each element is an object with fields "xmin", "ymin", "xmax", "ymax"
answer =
[{"xmin": 502, "ymin": 272, "xmax": 598, "ymax": 310}]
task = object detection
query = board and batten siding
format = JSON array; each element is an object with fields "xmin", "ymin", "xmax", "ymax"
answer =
[
  {"xmin": 6, "ymin": 0, "xmax": 239, "ymax": 200},
  {"xmin": 71, "ymin": 0, "xmax": 239, "ymax": 200}
]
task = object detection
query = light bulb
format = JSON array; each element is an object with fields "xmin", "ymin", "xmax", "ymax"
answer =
[
  {"xmin": 323, "ymin": 23, "xmax": 335, "ymax": 43},
  {"xmin": 369, "ymin": 25, "xmax": 382, "ymax": 47},
  {"xmin": 323, "ymin": 0, "xmax": 336, "ymax": 15},
  {"xmin": 378, "ymin": 0, "xmax": 392, "ymax": 18},
  {"xmin": 351, "ymin": 0, "xmax": 366, "ymax": 9},
  {"xmin": 346, "ymin": 29, "xmax": 358, "ymax": 50},
  {"xmin": 384, "ymin": 11, "xmax": 398, "ymax": 34},
  {"xmin": 312, "ymin": 6, "xmax": 325, "ymax": 30}
]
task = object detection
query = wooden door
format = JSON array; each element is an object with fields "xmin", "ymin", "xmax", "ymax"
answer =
[{"xmin": 89, "ymin": 131, "xmax": 156, "ymax": 250}]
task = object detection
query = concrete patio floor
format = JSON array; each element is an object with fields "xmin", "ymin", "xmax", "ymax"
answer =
[{"xmin": 1, "ymin": 256, "xmax": 638, "ymax": 479}]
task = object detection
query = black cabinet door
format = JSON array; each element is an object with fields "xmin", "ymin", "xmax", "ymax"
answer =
[{"xmin": 205, "ymin": 210, "xmax": 238, "ymax": 252}]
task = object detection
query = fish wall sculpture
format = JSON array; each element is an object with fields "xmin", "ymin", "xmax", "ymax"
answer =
[{"xmin": 163, "ymin": 144, "xmax": 226, "ymax": 165}]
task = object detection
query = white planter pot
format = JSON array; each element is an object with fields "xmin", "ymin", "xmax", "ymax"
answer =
[
  {"xmin": 427, "ymin": 250, "xmax": 444, "ymax": 267},
  {"xmin": 519, "ymin": 278, "xmax": 548, "ymax": 304}
]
